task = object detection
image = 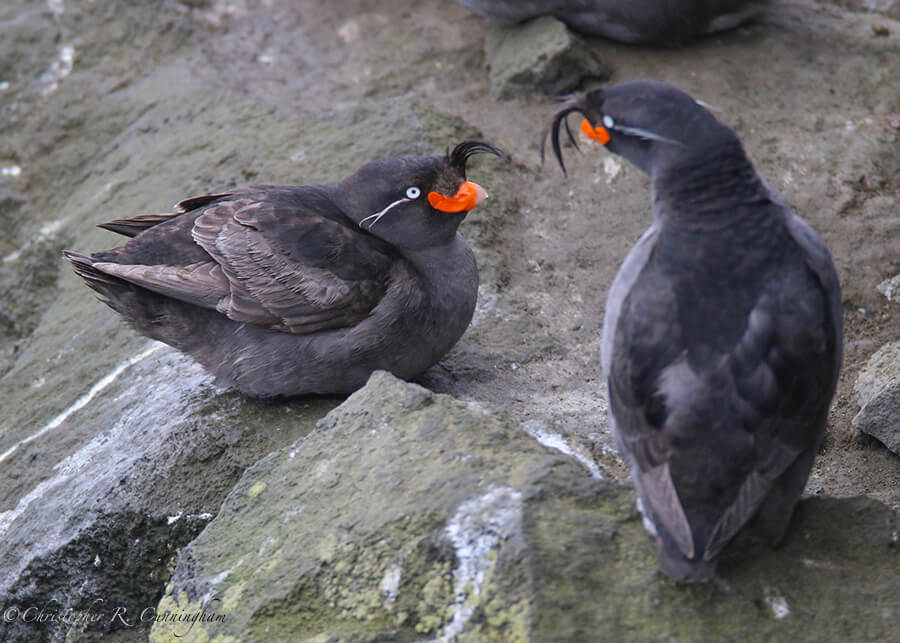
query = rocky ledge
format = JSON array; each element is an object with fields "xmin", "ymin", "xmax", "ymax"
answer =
[
  {"xmin": 150, "ymin": 373, "xmax": 899, "ymax": 642},
  {"xmin": 1, "ymin": 0, "xmax": 899, "ymax": 641}
]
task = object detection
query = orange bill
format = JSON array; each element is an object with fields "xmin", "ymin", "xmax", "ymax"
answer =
[
  {"xmin": 428, "ymin": 180, "xmax": 487, "ymax": 213},
  {"xmin": 581, "ymin": 118, "xmax": 610, "ymax": 144}
]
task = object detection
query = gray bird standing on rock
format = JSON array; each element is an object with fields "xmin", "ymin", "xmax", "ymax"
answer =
[
  {"xmin": 65, "ymin": 141, "xmax": 505, "ymax": 398},
  {"xmin": 546, "ymin": 79, "xmax": 843, "ymax": 580},
  {"xmin": 456, "ymin": 0, "xmax": 770, "ymax": 45}
]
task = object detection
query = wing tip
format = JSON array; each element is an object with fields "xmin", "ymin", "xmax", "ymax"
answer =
[
  {"xmin": 97, "ymin": 212, "xmax": 182, "ymax": 237},
  {"xmin": 640, "ymin": 462, "xmax": 696, "ymax": 560},
  {"xmin": 63, "ymin": 249, "xmax": 121, "ymax": 289}
]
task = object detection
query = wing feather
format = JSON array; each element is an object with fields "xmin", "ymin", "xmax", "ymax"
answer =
[
  {"xmin": 92, "ymin": 260, "xmax": 228, "ymax": 308},
  {"xmin": 191, "ymin": 199, "xmax": 391, "ymax": 332},
  {"xmin": 608, "ymin": 223, "xmax": 838, "ymax": 565},
  {"xmin": 641, "ymin": 462, "xmax": 695, "ymax": 559},
  {"xmin": 90, "ymin": 189, "xmax": 393, "ymax": 335}
]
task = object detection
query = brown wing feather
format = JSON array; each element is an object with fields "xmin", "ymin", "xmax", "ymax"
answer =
[
  {"xmin": 96, "ymin": 193, "xmax": 236, "ymax": 238},
  {"xmin": 91, "ymin": 260, "xmax": 228, "ymax": 309},
  {"xmin": 176, "ymin": 192, "xmax": 234, "ymax": 213},
  {"xmin": 98, "ymin": 212, "xmax": 184, "ymax": 238},
  {"xmin": 191, "ymin": 198, "xmax": 391, "ymax": 333},
  {"xmin": 88, "ymin": 189, "xmax": 392, "ymax": 335}
]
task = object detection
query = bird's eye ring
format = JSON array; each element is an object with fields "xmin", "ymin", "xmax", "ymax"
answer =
[
  {"xmin": 602, "ymin": 115, "xmax": 615, "ymax": 129},
  {"xmin": 406, "ymin": 186, "xmax": 421, "ymax": 199}
]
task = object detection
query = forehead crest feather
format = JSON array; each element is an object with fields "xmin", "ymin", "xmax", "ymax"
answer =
[{"xmin": 448, "ymin": 140, "xmax": 507, "ymax": 174}]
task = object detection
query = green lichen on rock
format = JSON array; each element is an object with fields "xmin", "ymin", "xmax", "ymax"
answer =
[
  {"xmin": 151, "ymin": 372, "xmax": 579, "ymax": 641},
  {"xmin": 526, "ymin": 486, "xmax": 900, "ymax": 641},
  {"xmin": 153, "ymin": 373, "xmax": 899, "ymax": 641},
  {"xmin": 2, "ymin": 1, "xmax": 899, "ymax": 640}
]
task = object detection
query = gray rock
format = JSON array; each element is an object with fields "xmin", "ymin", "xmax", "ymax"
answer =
[
  {"xmin": 0, "ymin": 346, "xmax": 333, "ymax": 641},
  {"xmin": 485, "ymin": 16, "xmax": 610, "ymax": 98},
  {"xmin": 150, "ymin": 371, "xmax": 576, "ymax": 641},
  {"xmin": 877, "ymin": 273, "xmax": 900, "ymax": 302},
  {"xmin": 853, "ymin": 341, "xmax": 900, "ymax": 454},
  {"xmin": 152, "ymin": 373, "xmax": 899, "ymax": 642},
  {"xmin": 0, "ymin": 0, "xmax": 899, "ymax": 640}
]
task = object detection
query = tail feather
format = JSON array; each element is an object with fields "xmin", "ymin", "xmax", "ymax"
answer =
[
  {"xmin": 63, "ymin": 249, "xmax": 230, "ymax": 367},
  {"xmin": 94, "ymin": 192, "xmax": 232, "ymax": 239},
  {"xmin": 63, "ymin": 250, "xmax": 120, "ymax": 292},
  {"xmin": 64, "ymin": 249, "xmax": 159, "ymax": 325}
]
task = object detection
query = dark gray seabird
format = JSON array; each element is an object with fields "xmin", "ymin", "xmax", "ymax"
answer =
[
  {"xmin": 456, "ymin": 0, "xmax": 770, "ymax": 45},
  {"xmin": 546, "ymin": 80, "xmax": 842, "ymax": 580},
  {"xmin": 65, "ymin": 140, "xmax": 505, "ymax": 398}
]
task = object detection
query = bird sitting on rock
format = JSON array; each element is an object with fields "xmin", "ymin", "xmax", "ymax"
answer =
[
  {"xmin": 456, "ymin": 0, "xmax": 770, "ymax": 45},
  {"xmin": 65, "ymin": 140, "xmax": 506, "ymax": 397},
  {"xmin": 545, "ymin": 79, "xmax": 842, "ymax": 580}
]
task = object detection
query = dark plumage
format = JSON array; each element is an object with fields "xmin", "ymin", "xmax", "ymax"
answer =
[
  {"xmin": 456, "ymin": 0, "xmax": 769, "ymax": 45},
  {"xmin": 65, "ymin": 140, "xmax": 506, "ymax": 397},
  {"xmin": 546, "ymin": 80, "xmax": 842, "ymax": 580}
]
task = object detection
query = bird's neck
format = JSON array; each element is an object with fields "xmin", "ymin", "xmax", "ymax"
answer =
[
  {"xmin": 651, "ymin": 141, "xmax": 774, "ymax": 227},
  {"xmin": 394, "ymin": 234, "xmax": 479, "ymax": 362},
  {"xmin": 401, "ymin": 235, "xmax": 477, "ymax": 293}
]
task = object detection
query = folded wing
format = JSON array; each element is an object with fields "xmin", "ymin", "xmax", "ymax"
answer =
[
  {"xmin": 609, "ymin": 240, "xmax": 839, "ymax": 563},
  {"xmin": 92, "ymin": 191, "xmax": 393, "ymax": 334}
]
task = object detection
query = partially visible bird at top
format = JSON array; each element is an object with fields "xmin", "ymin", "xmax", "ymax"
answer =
[
  {"xmin": 65, "ymin": 140, "xmax": 506, "ymax": 398},
  {"xmin": 544, "ymin": 79, "xmax": 842, "ymax": 580},
  {"xmin": 456, "ymin": 0, "xmax": 770, "ymax": 46}
]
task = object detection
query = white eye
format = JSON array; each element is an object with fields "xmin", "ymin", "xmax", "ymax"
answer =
[
  {"xmin": 602, "ymin": 115, "xmax": 615, "ymax": 129},
  {"xmin": 406, "ymin": 186, "xmax": 421, "ymax": 199}
]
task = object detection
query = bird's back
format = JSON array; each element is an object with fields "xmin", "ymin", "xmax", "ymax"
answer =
[{"xmin": 606, "ymin": 199, "xmax": 841, "ymax": 579}]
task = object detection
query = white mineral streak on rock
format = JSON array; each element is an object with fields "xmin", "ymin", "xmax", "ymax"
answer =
[
  {"xmin": 523, "ymin": 420, "xmax": 603, "ymax": 480},
  {"xmin": 39, "ymin": 44, "xmax": 75, "ymax": 96},
  {"xmin": 0, "ymin": 343, "xmax": 163, "ymax": 465},
  {"xmin": 426, "ymin": 486, "xmax": 523, "ymax": 642}
]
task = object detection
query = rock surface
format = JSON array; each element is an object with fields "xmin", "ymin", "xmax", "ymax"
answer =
[
  {"xmin": 151, "ymin": 373, "xmax": 900, "ymax": 642},
  {"xmin": 877, "ymin": 273, "xmax": 900, "ymax": 302},
  {"xmin": 0, "ymin": 0, "xmax": 898, "ymax": 641},
  {"xmin": 0, "ymin": 345, "xmax": 334, "ymax": 641},
  {"xmin": 853, "ymin": 341, "xmax": 900, "ymax": 454},
  {"xmin": 485, "ymin": 16, "xmax": 610, "ymax": 98}
]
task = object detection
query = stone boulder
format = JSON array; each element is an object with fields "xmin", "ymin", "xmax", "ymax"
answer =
[
  {"xmin": 484, "ymin": 17, "xmax": 610, "ymax": 98},
  {"xmin": 0, "ymin": 346, "xmax": 333, "ymax": 642},
  {"xmin": 853, "ymin": 341, "xmax": 900, "ymax": 455},
  {"xmin": 152, "ymin": 373, "xmax": 900, "ymax": 642}
]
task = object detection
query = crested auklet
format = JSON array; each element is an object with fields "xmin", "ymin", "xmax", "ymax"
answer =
[
  {"xmin": 456, "ymin": 0, "xmax": 770, "ymax": 45},
  {"xmin": 546, "ymin": 79, "xmax": 843, "ymax": 580},
  {"xmin": 65, "ymin": 140, "xmax": 506, "ymax": 397}
]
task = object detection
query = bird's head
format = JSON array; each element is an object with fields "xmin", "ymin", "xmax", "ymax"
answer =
[
  {"xmin": 337, "ymin": 140, "xmax": 506, "ymax": 251},
  {"xmin": 543, "ymin": 79, "xmax": 735, "ymax": 176}
]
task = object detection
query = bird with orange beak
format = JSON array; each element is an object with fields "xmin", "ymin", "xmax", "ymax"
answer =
[
  {"xmin": 65, "ymin": 140, "xmax": 506, "ymax": 397},
  {"xmin": 545, "ymin": 80, "xmax": 842, "ymax": 580}
]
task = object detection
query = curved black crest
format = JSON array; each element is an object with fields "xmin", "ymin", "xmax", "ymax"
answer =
[
  {"xmin": 540, "ymin": 102, "xmax": 589, "ymax": 176},
  {"xmin": 448, "ymin": 140, "xmax": 508, "ymax": 174}
]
